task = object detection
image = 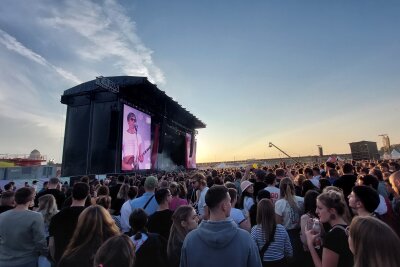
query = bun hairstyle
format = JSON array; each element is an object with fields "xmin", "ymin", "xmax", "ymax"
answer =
[{"xmin": 317, "ymin": 190, "xmax": 346, "ymax": 216}]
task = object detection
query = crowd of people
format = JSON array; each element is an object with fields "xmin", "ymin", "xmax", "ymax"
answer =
[{"xmin": 0, "ymin": 159, "xmax": 400, "ymax": 267}]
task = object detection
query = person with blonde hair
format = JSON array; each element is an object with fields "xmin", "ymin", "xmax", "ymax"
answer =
[
  {"xmin": 58, "ymin": 205, "xmax": 120, "ymax": 267},
  {"xmin": 37, "ymin": 194, "xmax": 59, "ymax": 238},
  {"xmin": 348, "ymin": 216, "xmax": 400, "ymax": 267},
  {"xmin": 305, "ymin": 190, "xmax": 353, "ymax": 267},
  {"xmin": 167, "ymin": 205, "xmax": 199, "ymax": 267},
  {"xmin": 275, "ymin": 178, "xmax": 304, "ymax": 265}
]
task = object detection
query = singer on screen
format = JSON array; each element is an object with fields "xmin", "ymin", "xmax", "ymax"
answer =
[{"xmin": 122, "ymin": 112, "xmax": 144, "ymax": 170}]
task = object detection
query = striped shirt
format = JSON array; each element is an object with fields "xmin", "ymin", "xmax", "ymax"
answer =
[{"xmin": 250, "ymin": 224, "xmax": 293, "ymax": 262}]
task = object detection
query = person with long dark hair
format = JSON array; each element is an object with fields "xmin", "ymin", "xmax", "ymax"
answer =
[
  {"xmin": 251, "ymin": 199, "xmax": 292, "ymax": 267},
  {"xmin": 167, "ymin": 205, "xmax": 199, "ymax": 267}
]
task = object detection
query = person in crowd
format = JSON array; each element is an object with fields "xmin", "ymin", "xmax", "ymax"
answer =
[
  {"xmin": 275, "ymin": 177, "xmax": 304, "ymax": 264},
  {"xmin": 347, "ymin": 215, "xmax": 400, "ymax": 267},
  {"xmin": 180, "ymin": 185, "xmax": 262, "ymax": 267},
  {"xmin": 294, "ymin": 174, "xmax": 306, "ymax": 197},
  {"xmin": 369, "ymin": 168, "xmax": 389, "ymax": 198},
  {"xmin": 275, "ymin": 168, "xmax": 286, "ymax": 185},
  {"xmin": 305, "ymin": 190, "xmax": 353, "ymax": 267},
  {"xmin": 147, "ymin": 188, "xmax": 174, "ymax": 240},
  {"xmin": 240, "ymin": 180, "xmax": 255, "ymax": 216},
  {"xmin": 37, "ymin": 194, "xmax": 59, "ymax": 239},
  {"xmin": 4, "ymin": 183, "xmax": 14, "ymax": 192},
  {"xmin": 333, "ymin": 163, "xmax": 357, "ymax": 200},
  {"xmin": 319, "ymin": 178, "xmax": 331, "ymax": 192},
  {"xmin": 300, "ymin": 190, "xmax": 320, "ymax": 252},
  {"xmin": 249, "ymin": 189, "xmax": 271, "ymax": 227},
  {"xmin": 228, "ymin": 188, "xmax": 251, "ymax": 231},
  {"xmin": 169, "ymin": 182, "xmax": 188, "ymax": 211},
  {"xmin": 0, "ymin": 187, "xmax": 47, "ymax": 267},
  {"xmin": 251, "ymin": 199, "xmax": 292, "ymax": 267},
  {"xmin": 49, "ymin": 182, "xmax": 89, "ymax": 263},
  {"xmin": 348, "ymin": 185, "xmax": 380, "ymax": 217},
  {"xmin": 114, "ymin": 183, "xmax": 130, "ymax": 214},
  {"xmin": 357, "ymin": 174, "xmax": 390, "ymax": 216},
  {"xmin": 96, "ymin": 195, "xmax": 122, "ymax": 230},
  {"xmin": 301, "ymin": 180, "xmax": 318, "ymax": 197},
  {"xmin": 192, "ymin": 173, "xmax": 209, "ymax": 219},
  {"xmin": 253, "ymin": 170, "xmax": 267, "ymax": 197},
  {"xmin": 167, "ymin": 205, "xmax": 199, "ymax": 267},
  {"xmin": 129, "ymin": 208, "xmax": 168, "ymax": 267},
  {"xmin": 327, "ymin": 169, "xmax": 340, "ymax": 185},
  {"xmin": 58, "ymin": 205, "xmax": 120, "ymax": 267},
  {"xmin": 121, "ymin": 176, "xmax": 159, "ymax": 233},
  {"xmin": 94, "ymin": 234, "xmax": 136, "ymax": 267},
  {"xmin": 35, "ymin": 177, "xmax": 65, "ymax": 209},
  {"xmin": 264, "ymin": 173, "xmax": 280, "ymax": 204},
  {"xmin": 128, "ymin": 185, "xmax": 138, "ymax": 200},
  {"xmin": 310, "ymin": 167, "xmax": 321, "ymax": 189},
  {"xmin": 0, "ymin": 191, "xmax": 15, "ymax": 213},
  {"xmin": 109, "ymin": 175, "xmax": 125, "ymax": 214}
]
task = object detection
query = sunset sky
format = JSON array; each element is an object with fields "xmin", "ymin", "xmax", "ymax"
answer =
[{"xmin": 0, "ymin": 1, "xmax": 399, "ymax": 163}]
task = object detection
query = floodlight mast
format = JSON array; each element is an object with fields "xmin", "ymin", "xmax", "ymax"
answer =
[{"xmin": 268, "ymin": 142, "xmax": 301, "ymax": 164}]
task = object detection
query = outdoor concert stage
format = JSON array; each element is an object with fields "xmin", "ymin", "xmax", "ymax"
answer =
[{"xmin": 60, "ymin": 76, "xmax": 205, "ymax": 176}]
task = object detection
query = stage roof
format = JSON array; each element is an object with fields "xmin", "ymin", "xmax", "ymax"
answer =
[{"xmin": 62, "ymin": 76, "xmax": 206, "ymax": 130}]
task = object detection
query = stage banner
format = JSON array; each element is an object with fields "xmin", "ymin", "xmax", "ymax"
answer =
[
  {"xmin": 151, "ymin": 124, "xmax": 160, "ymax": 170},
  {"xmin": 185, "ymin": 133, "xmax": 196, "ymax": 169}
]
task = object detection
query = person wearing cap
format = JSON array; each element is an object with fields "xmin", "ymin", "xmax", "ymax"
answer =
[
  {"xmin": 121, "ymin": 176, "xmax": 159, "ymax": 233},
  {"xmin": 239, "ymin": 180, "xmax": 254, "ymax": 216},
  {"xmin": 348, "ymin": 185, "xmax": 380, "ymax": 217}
]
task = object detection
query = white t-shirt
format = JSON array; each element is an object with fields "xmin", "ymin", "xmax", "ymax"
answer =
[
  {"xmin": 230, "ymin": 208, "xmax": 246, "ymax": 226},
  {"xmin": 122, "ymin": 132, "xmax": 143, "ymax": 158},
  {"xmin": 265, "ymin": 186, "xmax": 280, "ymax": 204},
  {"xmin": 243, "ymin": 196, "xmax": 254, "ymax": 216},
  {"xmin": 375, "ymin": 194, "xmax": 388, "ymax": 215},
  {"xmin": 275, "ymin": 196, "xmax": 304, "ymax": 230},
  {"xmin": 198, "ymin": 187, "xmax": 209, "ymax": 216}
]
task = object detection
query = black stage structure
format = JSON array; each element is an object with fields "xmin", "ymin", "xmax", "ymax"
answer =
[{"xmin": 61, "ymin": 76, "xmax": 205, "ymax": 176}]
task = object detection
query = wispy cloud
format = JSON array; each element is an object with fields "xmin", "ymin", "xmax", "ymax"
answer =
[
  {"xmin": 0, "ymin": 29, "xmax": 81, "ymax": 84},
  {"xmin": 40, "ymin": 0, "xmax": 165, "ymax": 84},
  {"xmin": 0, "ymin": 0, "xmax": 165, "ymax": 161}
]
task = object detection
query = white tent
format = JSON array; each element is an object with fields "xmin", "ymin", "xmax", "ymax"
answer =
[{"xmin": 391, "ymin": 149, "xmax": 400, "ymax": 159}]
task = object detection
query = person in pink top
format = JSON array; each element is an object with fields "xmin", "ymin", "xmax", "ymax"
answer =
[{"xmin": 169, "ymin": 182, "xmax": 188, "ymax": 211}]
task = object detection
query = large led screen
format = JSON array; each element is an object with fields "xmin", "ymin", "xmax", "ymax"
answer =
[{"xmin": 121, "ymin": 105, "xmax": 151, "ymax": 170}]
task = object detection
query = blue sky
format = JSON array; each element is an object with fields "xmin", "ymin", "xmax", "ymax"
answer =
[{"xmin": 0, "ymin": 1, "xmax": 399, "ymax": 163}]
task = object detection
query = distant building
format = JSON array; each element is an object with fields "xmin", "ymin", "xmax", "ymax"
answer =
[{"xmin": 349, "ymin": 141, "xmax": 379, "ymax": 160}]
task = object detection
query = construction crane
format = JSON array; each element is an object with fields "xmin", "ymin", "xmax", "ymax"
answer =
[{"xmin": 268, "ymin": 142, "xmax": 301, "ymax": 164}]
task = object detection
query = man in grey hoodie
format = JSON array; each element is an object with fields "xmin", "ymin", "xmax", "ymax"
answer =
[{"xmin": 180, "ymin": 185, "xmax": 262, "ymax": 267}]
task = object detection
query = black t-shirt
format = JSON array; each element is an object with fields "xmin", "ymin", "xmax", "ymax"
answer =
[
  {"xmin": 147, "ymin": 209, "xmax": 173, "ymax": 240},
  {"xmin": 324, "ymin": 224, "xmax": 354, "ymax": 267},
  {"xmin": 333, "ymin": 175, "xmax": 357, "ymax": 199},
  {"xmin": 253, "ymin": 181, "xmax": 267, "ymax": 198},
  {"xmin": 0, "ymin": 205, "xmax": 13, "ymax": 214},
  {"xmin": 49, "ymin": 206, "xmax": 86, "ymax": 262},
  {"xmin": 135, "ymin": 233, "xmax": 168, "ymax": 267},
  {"xmin": 35, "ymin": 189, "xmax": 66, "ymax": 210}
]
